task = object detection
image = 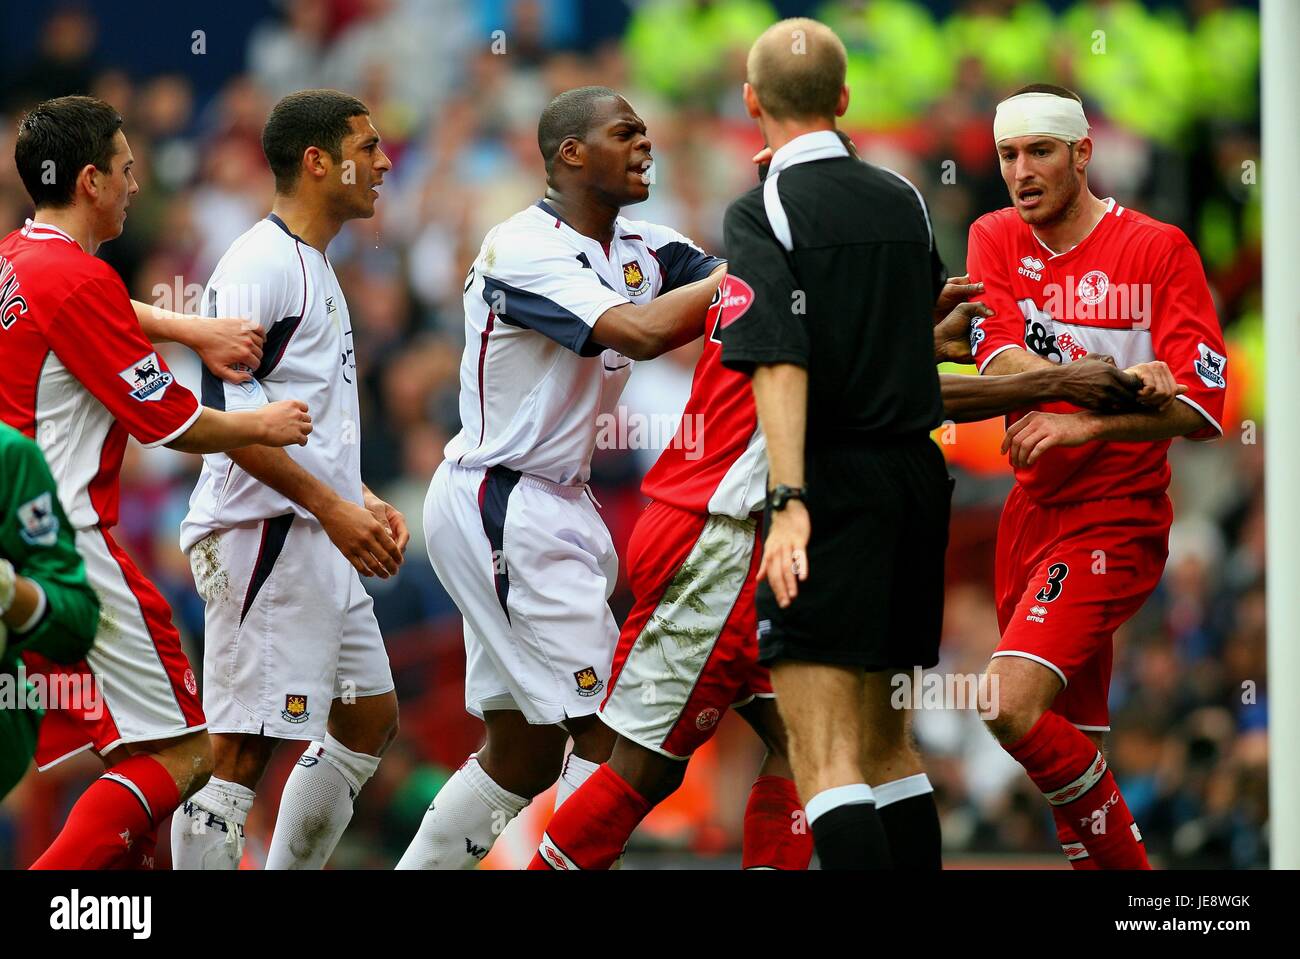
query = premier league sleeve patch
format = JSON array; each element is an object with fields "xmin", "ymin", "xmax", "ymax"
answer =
[
  {"xmin": 17, "ymin": 491, "xmax": 59, "ymax": 547},
  {"xmin": 1194, "ymin": 343, "xmax": 1227, "ymax": 389},
  {"xmin": 969, "ymin": 315, "xmax": 987, "ymax": 355},
  {"xmin": 118, "ymin": 352, "xmax": 175, "ymax": 402}
]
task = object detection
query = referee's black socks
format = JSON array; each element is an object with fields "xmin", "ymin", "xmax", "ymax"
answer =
[
  {"xmin": 805, "ymin": 784, "xmax": 892, "ymax": 869},
  {"xmin": 875, "ymin": 773, "xmax": 943, "ymax": 870}
]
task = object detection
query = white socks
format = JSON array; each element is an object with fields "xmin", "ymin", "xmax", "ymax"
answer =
[
  {"xmin": 170, "ymin": 777, "xmax": 255, "ymax": 870},
  {"xmin": 396, "ymin": 754, "xmax": 529, "ymax": 870},
  {"xmin": 265, "ymin": 735, "xmax": 380, "ymax": 870},
  {"xmin": 873, "ymin": 773, "xmax": 934, "ymax": 809},
  {"xmin": 555, "ymin": 753, "xmax": 599, "ymax": 810}
]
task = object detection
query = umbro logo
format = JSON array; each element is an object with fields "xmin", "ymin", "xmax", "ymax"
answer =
[{"xmin": 1018, "ymin": 256, "xmax": 1044, "ymax": 281}]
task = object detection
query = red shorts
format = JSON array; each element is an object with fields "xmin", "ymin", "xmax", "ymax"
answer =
[
  {"xmin": 993, "ymin": 485, "xmax": 1171, "ymax": 731},
  {"xmin": 599, "ymin": 500, "xmax": 770, "ymax": 759},
  {"xmin": 23, "ymin": 526, "xmax": 205, "ymax": 768}
]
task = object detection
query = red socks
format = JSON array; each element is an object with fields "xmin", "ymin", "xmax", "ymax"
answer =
[
  {"xmin": 1053, "ymin": 807, "xmax": 1099, "ymax": 870},
  {"xmin": 528, "ymin": 766, "xmax": 814, "ymax": 871},
  {"xmin": 1007, "ymin": 711, "xmax": 1149, "ymax": 870},
  {"xmin": 530, "ymin": 764, "xmax": 652, "ymax": 870},
  {"xmin": 31, "ymin": 755, "xmax": 179, "ymax": 870},
  {"xmin": 127, "ymin": 826, "xmax": 159, "ymax": 870},
  {"xmin": 742, "ymin": 775, "xmax": 813, "ymax": 870}
]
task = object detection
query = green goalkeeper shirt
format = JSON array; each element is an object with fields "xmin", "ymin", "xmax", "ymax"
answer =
[{"xmin": 1, "ymin": 422, "xmax": 99, "ymax": 796}]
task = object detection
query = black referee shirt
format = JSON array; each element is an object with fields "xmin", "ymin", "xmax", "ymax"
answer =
[{"xmin": 719, "ymin": 130, "xmax": 945, "ymax": 442}]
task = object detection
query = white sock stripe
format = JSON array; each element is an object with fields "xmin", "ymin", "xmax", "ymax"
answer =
[
  {"xmin": 1044, "ymin": 751, "xmax": 1107, "ymax": 806},
  {"xmin": 537, "ymin": 832, "xmax": 580, "ymax": 871},
  {"xmin": 564, "ymin": 754, "xmax": 600, "ymax": 777},
  {"xmin": 555, "ymin": 753, "xmax": 601, "ymax": 811},
  {"xmin": 805, "ymin": 783, "xmax": 876, "ymax": 825},
  {"xmin": 873, "ymin": 773, "xmax": 934, "ymax": 809},
  {"xmin": 102, "ymin": 772, "xmax": 152, "ymax": 821},
  {"xmin": 320, "ymin": 735, "xmax": 381, "ymax": 796},
  {"xmin": 194, "ymin": 777, "xmax": 256, "ymax": 822},
  {"xmin": 462, "ymin": 755, "xmax": 529, "ymax": 814}
]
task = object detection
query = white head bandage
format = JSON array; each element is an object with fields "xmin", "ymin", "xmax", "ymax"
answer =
[{"xmin": 993, "ymin": 92, "xmax": 1089, "ymax": 145}]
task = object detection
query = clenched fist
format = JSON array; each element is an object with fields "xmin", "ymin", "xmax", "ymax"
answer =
[{"xmin": 257, "ymin": 399, "xmax": 312, "ymax": 447}]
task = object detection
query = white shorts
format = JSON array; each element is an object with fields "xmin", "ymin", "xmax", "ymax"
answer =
[
  {"xmin": 425, "ymin": 460, "xmax": 620, "ymax": 725},
  {"xmin": 188, "ymin": 514, "xmax": 394, "ymax": 741}
]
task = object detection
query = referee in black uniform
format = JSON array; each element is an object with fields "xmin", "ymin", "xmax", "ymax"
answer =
[{"xmin": 719, "ymin": 17, "xmax": 953, "ymax": 870}]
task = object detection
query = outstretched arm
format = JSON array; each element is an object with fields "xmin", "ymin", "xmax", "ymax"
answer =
[
  {"xmin": 132, "ymin": 300, "xmax": 265, "ymax": 384},
  {"xmin": 591, "ymin": 264, "xmax": 726, "ymax": 360},
  {"xmin": 1002, "ymin": 400, "xmax": 1210, "ymax": 468}
]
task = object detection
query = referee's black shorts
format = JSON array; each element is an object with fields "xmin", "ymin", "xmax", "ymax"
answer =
[{"xmin": 756, "ymin": 433, "xmax": 953, "ymax": 670}]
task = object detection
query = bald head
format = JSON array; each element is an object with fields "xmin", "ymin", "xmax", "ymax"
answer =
[{"xmin": 746, "ymin": 18, "xmax": 846, "ymax": 122}]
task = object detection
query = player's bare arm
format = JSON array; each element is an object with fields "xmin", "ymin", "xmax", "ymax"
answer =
[
  {"xmin": 224, "ymin": 446, "xmax": 402, "ymax": 578},
  {"xmin": 163, "ymin": 401, "xmax": 312, "ymax": 454},
  {"xmin": 933, "ymin": 299, "xmax": 1142, "ymax": 420},
  {"xmin": 0, "ymin": 564, "xmax": 43, "ymax": 631},
  {"xmin": 982, "ymin": 345, "xmax": 1059, "ymax": 375},
  {"xmin": 751, "ymin": 362, "xmax": 809, "ymax": 609},
  {"xmin": 1003, "ymin": 398, "xmax": 1210, "ymax": 468},
  {"xmin": 941, "ymin": 360, "xmax": 1139, "ymax": 424},
  {"xmin": 131, "ymin": 299, "xmax": 265, "ymax": 384},
  {"xmin": 590, "ymin": 262, "xmax": 725, "ymax": 360},
  {"xmin": 361, "ymin": 484, "xmax": 409, "ymax": 554}
]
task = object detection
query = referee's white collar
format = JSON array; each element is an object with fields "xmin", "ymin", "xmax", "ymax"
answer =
[{"xmin": 767, "ymin": 130, "xmax": 849, "ymax": 176}]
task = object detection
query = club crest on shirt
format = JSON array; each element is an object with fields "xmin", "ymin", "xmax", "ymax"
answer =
[
  {"xmin": 1195, "ymin": 343, "xmax": 1227, "ymax": 388},
  {"xmin": 574, "ymin": 666, "xmax": 604, "ymax": 697},
  {"xmin": 1077, "ymin": 269, "xmax": 1109, "ymax": 306},
  {"xmin": 622, "ymin": 260, "xmax": 649, "ymax": 295},
  {"xmin": 16, "ymin": 491, "xmax": 58, "ymax": 546},
  {"xmin": 117, "ymin": 352, "xmax": 174, "ymax": 402},
  {"xmin": 282, "ymin": 694, "xmax": 310, "ymax": 723}
]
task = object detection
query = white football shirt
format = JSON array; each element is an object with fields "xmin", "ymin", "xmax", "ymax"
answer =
[
  {"xmin": 446, "ymin": 200, "xmax": 723, "ymax": 486},
  {"xmin": 181, "ymin": 215, "xmax": 363, "ymax": 551}
]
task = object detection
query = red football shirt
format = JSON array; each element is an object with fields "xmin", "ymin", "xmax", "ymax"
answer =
[
  {"xmin": 640, "ymin": 274, "xmax": 768, "ymax": 519},
  {"xmin": 965, "ymin": 199, "xmax": 1227, "ymax": 506},
  {"xmin": 0, "ymin": 220, "xmax": 200, "ymax": 529}
]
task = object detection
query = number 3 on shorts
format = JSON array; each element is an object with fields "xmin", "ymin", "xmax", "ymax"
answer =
[{"xmin": 1035, "ymin": 562, "xmax": 1069, "ymax": 603}]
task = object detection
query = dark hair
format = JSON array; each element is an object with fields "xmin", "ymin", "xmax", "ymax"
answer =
[
  {"xmin": 1010, "ymin": 83, "xmax": 1083, "ymax": 104},
  {"xmin": 14, "ymin": 96, "xmax": 124, "ymax": 209},
  {"xmin": 537, "ymin": 86, "xmax": 618, "ymax": 176},
  {"xmin": 261, "ymin": 89, "xmax": 369, "ymax": 193}
]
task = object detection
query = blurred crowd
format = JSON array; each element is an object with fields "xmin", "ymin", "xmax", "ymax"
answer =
[{"xmin": 0, "ymin": 0, "xmax": 1265, "ymax": 868}]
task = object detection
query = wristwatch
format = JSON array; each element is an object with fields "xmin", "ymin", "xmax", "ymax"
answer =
[{"xmin": 768, "ymin": 485, "xmax": 808, "ymax": 512}]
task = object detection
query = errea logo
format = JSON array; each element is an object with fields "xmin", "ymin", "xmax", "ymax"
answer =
[{"xmin": 1018, "ymin": 256, "xmax": 1044, "ymax": 281}]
